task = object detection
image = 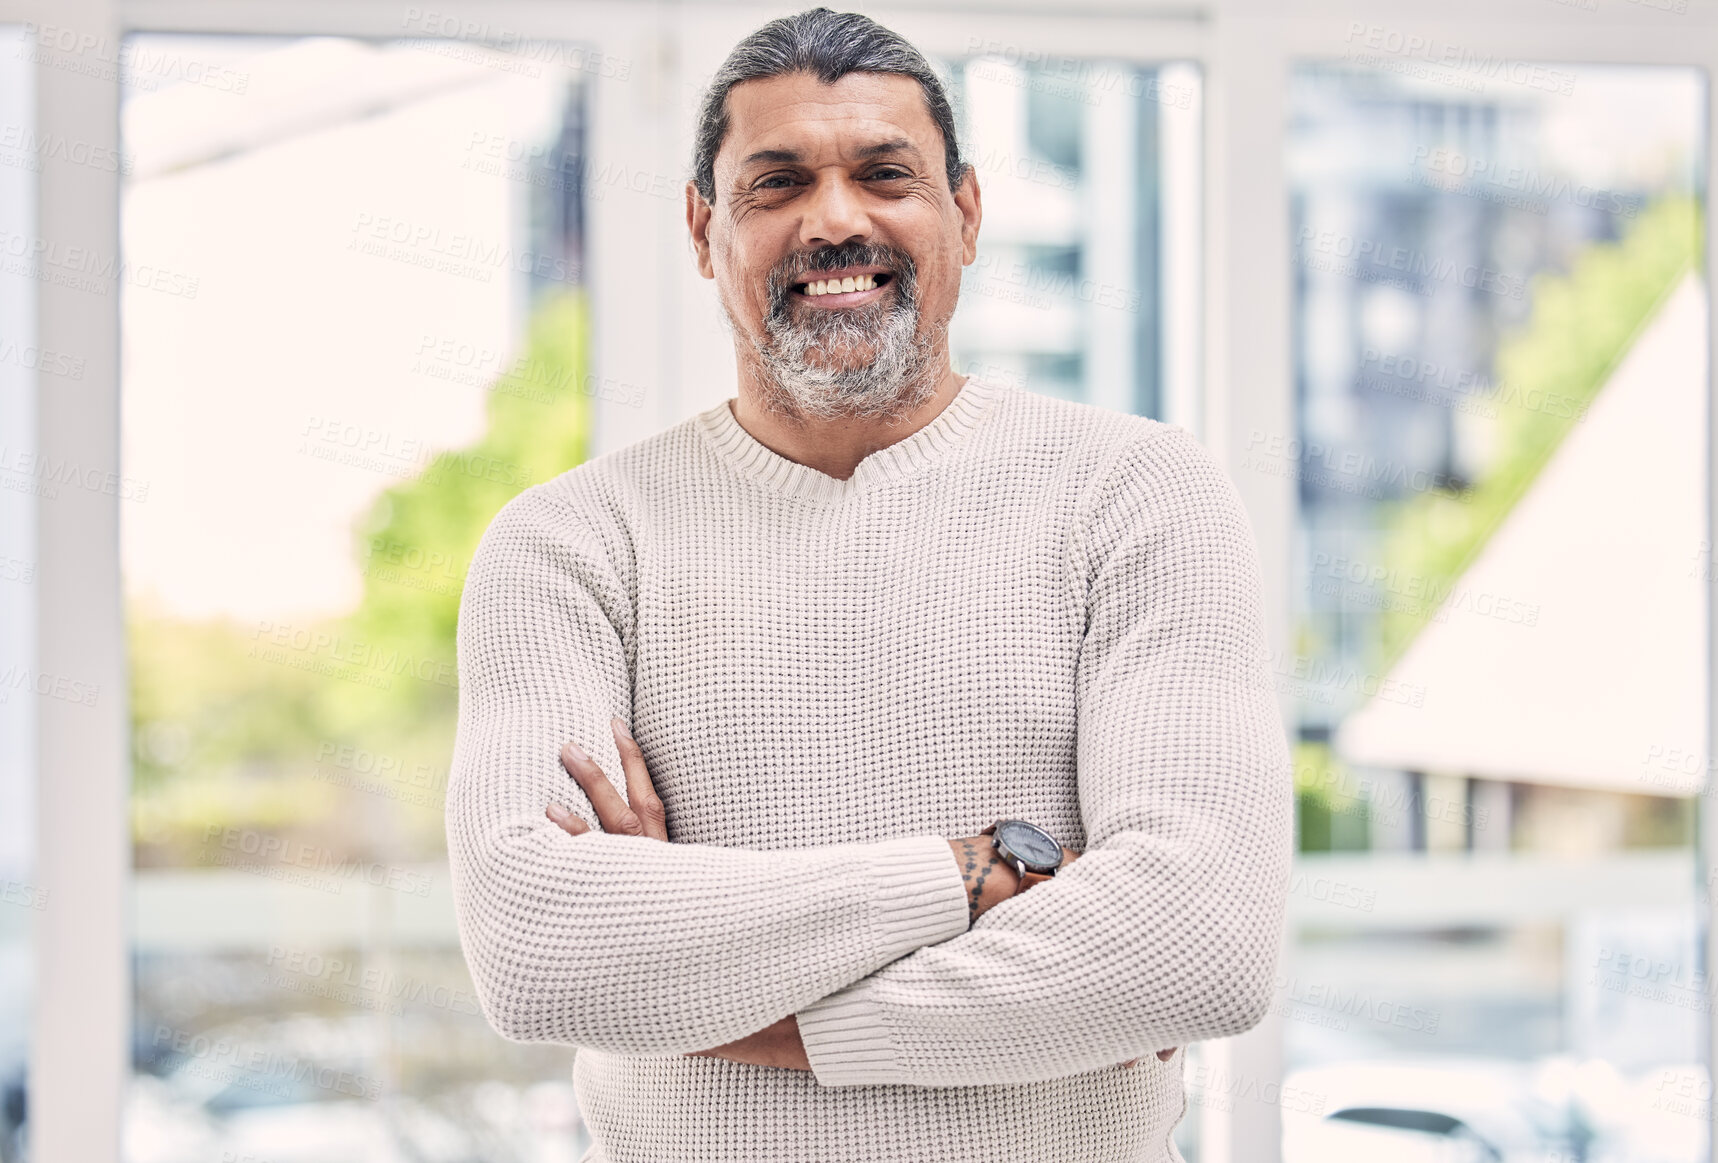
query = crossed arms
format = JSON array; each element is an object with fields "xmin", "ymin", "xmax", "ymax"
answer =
[
  {"xmin": 443, "ymin": 427, "xmax": 1294, "ymax": 1088},
  {"xmin": 541, "ymin": 736, "xmax": 1144, "ymax": 1072}
]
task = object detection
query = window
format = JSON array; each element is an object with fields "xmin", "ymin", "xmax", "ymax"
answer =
[
  {"xmin": 0, "ymin": 23, "xmax": 37, "ymax": 1163},
  {"xmin": 937, "ymin": 51, "xmax": 1201, "ymax": 427},
  {"xmin": 12, "ymin": 7, "xmax": 1710, "ymax": 1161},
  {"xmin": 120, "ymin": 33, "xmax": 597, "ymax": 1161},
  {"xmin": 1280, "ymin": 60, "xmax": 1707, "ymax": 1162}
]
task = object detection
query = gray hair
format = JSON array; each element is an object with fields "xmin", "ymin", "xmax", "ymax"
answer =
[{"xmin": 690, "ymin": 7, "xmax": 970, "ymax": 205}]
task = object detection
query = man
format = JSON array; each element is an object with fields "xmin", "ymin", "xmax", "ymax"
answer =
[{"xmin": 445, "ymin": 8, "xmax": 1293, "ymax": 1162}]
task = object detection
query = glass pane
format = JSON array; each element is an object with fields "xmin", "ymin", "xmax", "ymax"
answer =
[
  {"xmin": 935, "ymin": 50, "xmax": 1201, "ymax": 426},
  {"xmin": 0, "ymin": 24, "xmax": 35, "ymax": 1163},
  {"xmin": 1283, "ymin": 62, "xmax": 1706, "ymax": 1163},
  {"xmin": 930, "ymin": 44, "xmax": 1205, "ymax": 1159},
  {"xmin": 120, "ymin": 33, "xmax": 594, "ymax": 1162}
]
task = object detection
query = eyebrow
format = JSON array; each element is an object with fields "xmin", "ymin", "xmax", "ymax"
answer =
[{"xmin": 738, "ymin": 138, "xmax": 924, "ymax": 169}]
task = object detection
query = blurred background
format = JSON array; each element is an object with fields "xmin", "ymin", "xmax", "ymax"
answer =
[{"xmin": 0, "ymin": 1, "xmax": 1713, "ymax": 1161}]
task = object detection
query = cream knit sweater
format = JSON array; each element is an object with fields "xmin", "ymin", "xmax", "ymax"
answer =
[{"xmin": 445, "ymin": 375, "xmax": 1293, "ymax": 1163}]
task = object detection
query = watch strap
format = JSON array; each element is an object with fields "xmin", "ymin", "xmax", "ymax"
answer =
[{"xmin": 1016, "ymin": 868, "xmax": 1055, "ymax": 892}]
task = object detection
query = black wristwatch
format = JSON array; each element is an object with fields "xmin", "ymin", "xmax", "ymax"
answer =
[{"xmin": 981, "ymin": 819, "xmax": 1065, "ymax": 894}]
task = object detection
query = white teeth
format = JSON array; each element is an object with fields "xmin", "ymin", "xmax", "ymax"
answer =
[{"xmin": 802, "ymin": 273, "xmax": 878, "ymax": 296}]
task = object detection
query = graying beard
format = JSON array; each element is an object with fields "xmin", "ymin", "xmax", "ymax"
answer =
[{"xmin": 746, "ymin": 253, "xmax": 947, "ymax": 424}]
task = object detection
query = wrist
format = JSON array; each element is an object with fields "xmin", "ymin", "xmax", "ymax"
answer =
[{"xmin": 947, "ymin": 836, "xmax": 1020, "ymax": 923}]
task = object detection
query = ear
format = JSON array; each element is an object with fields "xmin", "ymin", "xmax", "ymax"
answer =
[
  {"xmin": 685, "ymin": 181, "xmax": 715, "ymax": 280},
  {"xmin": 953, "ymin": 165, "xmax": 981, "ymax": 267}
]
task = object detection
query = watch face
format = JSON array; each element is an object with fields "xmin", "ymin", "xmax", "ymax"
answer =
[{"xmin": 996, "ymin": 820, "xmax": 1062, "ymax": 871}]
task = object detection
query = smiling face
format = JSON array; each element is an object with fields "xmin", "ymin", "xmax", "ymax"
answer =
[{"xmin": 686, "ymin": 69, "xmax": 981, "ymax": 421}]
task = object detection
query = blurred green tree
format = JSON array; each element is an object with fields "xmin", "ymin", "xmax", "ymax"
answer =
[
  {"xmin": 1375, "ymin": 194, "xmax": 1702, "ymax": 667},
  {"xmin": 130, "ymin": 287, "xmax": 591, "ymax": 864},
  {"xmin": 1292, "ymin": 195, "xmax": 1703, "ymax": 853}
]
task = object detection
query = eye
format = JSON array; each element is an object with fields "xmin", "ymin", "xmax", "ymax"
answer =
[
  {"xmin": 755, "ymin": 174, "xmax": 797, "ymax": 190},
  {"xmin": 868, "ymin": 167, "xmax": 910, "ymax": 180}
]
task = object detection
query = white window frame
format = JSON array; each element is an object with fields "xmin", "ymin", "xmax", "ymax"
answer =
[{"xmin": 5, "ymin": 1, "xmax": 1712, "ymax": 1160}]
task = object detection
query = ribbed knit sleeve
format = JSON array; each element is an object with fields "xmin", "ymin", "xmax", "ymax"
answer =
[
  {"xmin": 793, "ymin": 426, "xmax": 1294, "ymax": 1087},
  {"xmin": 445, "ymin": 486, "xmax": 972, "ymax": 1055}
]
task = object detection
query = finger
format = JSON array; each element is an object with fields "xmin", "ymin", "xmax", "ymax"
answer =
[
  {"xmin": 1157, "ymin": 1047, "xmax": 1178, "ymax": 1061},
  {"xmin": 1121, "ymin": 1057, "xmax": 1139, "ymax": 1069},
  {"xmin": 612, "ymin": 717, "xmax": 668, "ymax": 841},
  {"xmin": 546, "ymin": 802, "xmax": 590, "ymax": 836},
  {"xmin": 560, "ymin": 741, "xmax": 645, "ymax": 837}
]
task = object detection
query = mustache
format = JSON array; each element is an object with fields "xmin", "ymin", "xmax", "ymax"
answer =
[{"xmin": 765, "ymin": 243, "xmax": 917, "ymax": 321}]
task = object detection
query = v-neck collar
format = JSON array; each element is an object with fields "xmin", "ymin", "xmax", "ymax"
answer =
[{"xmin": 694, "ymin": 377, "xmax": 1004, "ymax": 503}]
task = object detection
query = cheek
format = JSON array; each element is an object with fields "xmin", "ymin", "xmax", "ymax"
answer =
[
  {"xmin": 921, "ymin": 255, "xmax": 962, "ymax": 304},
  {"xmin": 727, "ymin": 254, "xmax": 780, "ymax": 313},
  {"xmin": 717, "ymin": 264, "xmax": 768, "ymax": 318},
  {"xmin": 929, "ymin": 236, "xmax": 965, "ymax": 285}
]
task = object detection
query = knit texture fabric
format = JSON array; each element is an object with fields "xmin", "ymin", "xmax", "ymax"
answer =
[{"xmin": 445, "ymin": 376, "xmax": 1294, "ymax": 1163}]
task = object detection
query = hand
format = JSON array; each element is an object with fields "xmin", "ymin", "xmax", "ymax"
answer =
[
  {"xmin": 545, "ymin": 717, "xmax": 668, "ymax": 840},
  {"xmin": 685, "ymin": 1015, "xmax": 811, "ymax": 1071},
  {"xmin": 549, "ymin": 721, "xmax": 804, "ymax": 1072},
  {"xmin": 1121, "ymin": 1048, "xmax": 1181, "ymax": 1068}
]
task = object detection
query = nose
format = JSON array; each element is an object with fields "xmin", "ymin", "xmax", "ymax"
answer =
[{"xmin": 798, "ymin": 170, "xmax": 873, "ymax": 249}]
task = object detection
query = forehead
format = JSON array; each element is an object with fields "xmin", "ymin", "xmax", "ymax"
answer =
[{"xmin": 718, "ymin": 70, "xmax": 944, "ymax": 175}]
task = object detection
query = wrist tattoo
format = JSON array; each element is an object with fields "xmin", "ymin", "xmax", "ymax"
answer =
[{"xmin": 954, "ymin": 837, "xmax": 997, "ymax": 924}]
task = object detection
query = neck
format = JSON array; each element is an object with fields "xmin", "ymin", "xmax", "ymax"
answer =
[{"xmin": 729, "ymin": 361, "xmax": 969, "ymax": 483}]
